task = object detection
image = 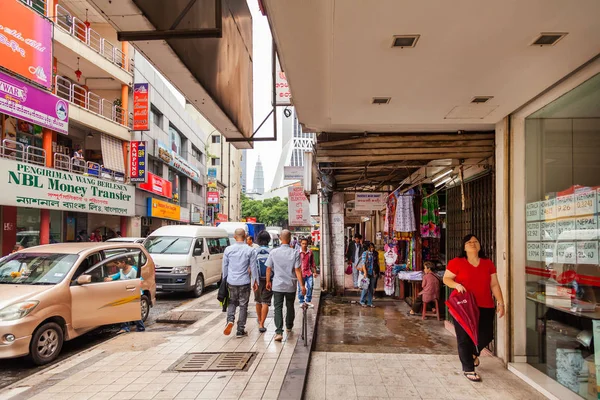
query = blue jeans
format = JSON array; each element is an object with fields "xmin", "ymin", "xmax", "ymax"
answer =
[
  {"xmin": 121, "ymin": 320, "xmax": 145, "ymax": 332},
  {"xmin": 297, "ymin": 275, "xmax": 314, "ymax": 303},
  {"xmin": 360, "ymin": 275, "xmax": 376, "ymax": 306}
]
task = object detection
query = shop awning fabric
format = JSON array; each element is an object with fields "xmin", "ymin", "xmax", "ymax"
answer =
[{"xmin": 101, "ymin": 134, "xmax": 125, "ymax": 174}]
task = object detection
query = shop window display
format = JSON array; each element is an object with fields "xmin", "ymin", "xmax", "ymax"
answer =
[
  {"xmin": 524, "ymin": 73, "xmax": 600, "ymax": 399},
  {"xmin": 16, "ymin": 208, "xmax": 62, "ymax": 247}
]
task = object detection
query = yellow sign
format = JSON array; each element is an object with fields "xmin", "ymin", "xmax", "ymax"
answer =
[
  {"xmin": 208, "ymin": 180, "xmax": 217, "ymax": 188},
  {"xmin": 148, "ymin": 198, "xmax": 180, "ymax": 220}
]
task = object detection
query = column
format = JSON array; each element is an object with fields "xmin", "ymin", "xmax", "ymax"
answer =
[
  {"xmin": 40, "ymin": 210, "xmax": 50, "ymax": 245},
  {"xmin": 2, "ymin": 206, "xmax": 17, "ymax": 255},
  {"xmin": 120, "ymin": 216, "xmax": 128, "ymax": 237},
  {"xmin": 330, "ymin": 192, "xmax": 345, "ymax": 294},
  {"xmin": 42, "ymin": 128, "xmax": 53, "ymax": 167}
]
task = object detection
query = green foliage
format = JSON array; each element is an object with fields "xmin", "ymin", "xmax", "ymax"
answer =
[{"xmin": 241, "ymin": 193, "xmax": 288, "ymax": 227}]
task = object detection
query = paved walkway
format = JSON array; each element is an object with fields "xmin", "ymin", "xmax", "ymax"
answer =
[{"xmin": 0, "ymin": 288, "xmax": 315, "ymax": 400}]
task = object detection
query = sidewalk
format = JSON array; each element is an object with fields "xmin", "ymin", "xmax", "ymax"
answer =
[{"xmin": 0, "ymin": 286, "xmax": 318, "ymax": 400}]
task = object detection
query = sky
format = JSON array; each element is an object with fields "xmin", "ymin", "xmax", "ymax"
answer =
[{"xmin": 245, "ymin": 0, "xmax": 282, "ymax": 193}]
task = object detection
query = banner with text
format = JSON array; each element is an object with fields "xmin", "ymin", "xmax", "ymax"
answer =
[
  {"xmin": 0, "ymin": 158, "xmax": 135, "ymax": 215},
  {"xmin": 139, "ymin": 172, "xmax": 172, "ymax": 198},
  {"xmin": 129, "ymin": 141, "xmax": 147, "ymax": 183},
  {"xmin": 157, "ymin": 141, "xmax": 201, "ymax": 182},
  {"xmin": 288, "ymin": 186, "xmax": 310, "ymax": 226},
  {"xmin": 147, "ymin": 197, "xmax": 180, "ymax": 220},
  {"xmin": 133, "ymin": 83, "xmax": 149, "ymax": 131},
  {"xmin": 355, "ymin": 192, "xmax": 387, "ymax": 211}
]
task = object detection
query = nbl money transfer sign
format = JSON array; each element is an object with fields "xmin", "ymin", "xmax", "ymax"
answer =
[{"xmin": 0, "ymin": 1, "xmax": 53, "ymax": 89}]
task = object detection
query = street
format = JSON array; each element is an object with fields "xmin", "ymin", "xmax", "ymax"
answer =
[{"xmin": 0, "ymin": 289, "xmax": 215, "ymax": 390}]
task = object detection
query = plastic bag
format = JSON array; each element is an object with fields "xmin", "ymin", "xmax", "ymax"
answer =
[{"xmin": 359, "ymin": 273, "xmax": 370, "ymax": 290}]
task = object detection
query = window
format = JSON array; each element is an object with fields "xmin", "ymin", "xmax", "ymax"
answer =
[
  {"xmin": 207, "ymin": 238, "xmax": 227, "ymax": 254},
  {"xmin": 193, "ymin": 239, "xmax": 204, "ymax": 255},
  {"xmin": 192, "ymin": 182, "xmax": 202, "ymax": 196},
  {"xmin": 191, "ymin": 145, "xmax": 203, "ymax": 163},
  {"xmin": 151, "ymin": 106, "xmax": 162, "ymax": 128},
  {"xmin": 145, "ymin": 237, "xmax": 193, "ymax": 255},
  {"xmin": 219, "ymin": 238, "xmax": 229, "ymax": 250},
  {"xmin": 151, "ymin": 159, "xmax": 162, "ymax": 177},
  {"xmin": 212, "ymin": 135, "xmax": 221, "ymax": 144},
  {"xmin": 169, "ymin": 125, "xmax": 182, "ymax": 155},
  {"xmin": 0, "ymin": 253, "xmax": 78, "ymax": 285},
  {"xmin": 212, "ymin": 158, "xmax": 220, "ymax": 166},
  {"xmin": 84, "ymin": 252, "xmax": 142, "ymax": 283}
]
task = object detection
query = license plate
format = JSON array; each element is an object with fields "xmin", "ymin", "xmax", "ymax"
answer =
[{"xmin": 156, "ymin": 284, "xmax": 162, "ymax": 290}]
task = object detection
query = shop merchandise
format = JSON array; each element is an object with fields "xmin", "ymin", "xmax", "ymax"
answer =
[
  {"xmin": 421, "ymin": 189, "xmax": 441, "ymax": 238},
  {"xmin": 394, "ymin": 191, "xmax": 416, "ymax": 232},
  {"xmin": 384, "ymin": 243, "xmax": 398, "ymax": 295}
]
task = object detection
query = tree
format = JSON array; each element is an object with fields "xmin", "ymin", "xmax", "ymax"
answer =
[{"xmin": 241, "ymin": 194, "xmax": 288, "ymax": 227}]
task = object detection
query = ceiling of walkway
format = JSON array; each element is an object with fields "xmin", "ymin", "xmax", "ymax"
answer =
[{"xmin": 262, "ymin": 0, "xmax": 600, "ymax": 133}]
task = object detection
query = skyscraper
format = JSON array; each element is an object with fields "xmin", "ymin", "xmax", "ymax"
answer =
[
  {"xmin": 241, "ymin": 150, "xmax": 247, "ymax": 194},
  {"xmin": 253, "ymin": 156, "xmax": 265, "ymax": 195}
]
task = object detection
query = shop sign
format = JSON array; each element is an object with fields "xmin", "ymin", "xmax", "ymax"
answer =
[
  {"xmin": 526, "ymin": 222, "xmax": 541, "ymax": 241},
  {"xmin": 207, "ymin": 191, "xmax": 220, "ymax": 204},
  {"xmin": 283, "ymin": 166, "xmax": 303, "ymax": 181},
  {"xmin": 274, "ymin": 53, "xmax": 291, "ymax": 106},
  {"xmin": 246, "ymin": 217, "xmax": 257, "ymax": 223},
  {"xmin": 0, "ymin": 70, "xmax": 68, "ymax": 135},
  {"xmin": 0, "ymin": 158, "xmax": 135, "ymax": 215},
  {"xmin": 355, "ymin": 193, "xmax": 387, "ymax": 211},
  {"xmin": 208, "ymin": 180, "xmax": 217, "ymax": 188},
  {"xmin": 541, "ymin": 199, "xmax": 556, "ymax": 221},
  {"xmin": 157, "ymin": 141, "xmax": 200, "ymax": 182},
  {"xmin": 556, "ymin": 242, "xmax": 576, "ymax": 264},
  {"xmin": 208, "ymin": 167, "xmax": 217, "ymax": 179},
  {"xmin": 288, "ymin": 186, "xmax": 310, "ymax": 226},
  {"xmin": 557, "ymin": 218, "xmax": 576, "ymax": 240},
  {"xmin": 576, "ymin": 190, "xmax": 596, "ymax": 215},
  {"xmin": 576, "ymin": 215, "xmax": 598, "ymax": 241},
  {"xmin": 526, "ymin": 201, "xmax": 541, "ymax": 222},
  {"xmin": 217, "ymin": 213, "xmax": 228, "ymax": 223},
  {"xmin": 0, "ymin": 1, "xmax": 53, "ymax": 89},
  {"xmin": 133, "ymin": 83, "xmax": 149, "ymax": 131},
  {"xmin": 147, "ymin": 197, "xmax": 180, "ymax": 221},
  {"xmin": 180, "ymin": 206, "xmax": 190, "ymax": 223},
  {"xmin": 556, "ymin": 194, "xmax": 575, "ymax": 218},
  {"xmin": 190, "ymin": 204, "xmax": 203, "ymax": 224},
  {"xmin": 541, "ymin": 242, "xmax": 555, "ymax": 265},
  {"xmin": 129, "ymin": 141, "xmax": 147, "ymax": 183},
  {"xmin": 139, "ymin": 172, "xmax": 172, "ymax": 198},
  {"xmin": 577, "ymin": 241, "xmax": 599, "ymax": 265},
  {"xmin": 526, "ymin": 242, "xmax": 541, "ymax": 262}
]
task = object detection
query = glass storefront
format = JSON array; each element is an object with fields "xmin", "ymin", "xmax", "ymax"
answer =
[
  {"xmin": 524, "ymin": 73, "xmax": 600, "ymax": 399},
  {"xmin": 16, "ymin": 208, "xmax": 62, "ymax": 247}
]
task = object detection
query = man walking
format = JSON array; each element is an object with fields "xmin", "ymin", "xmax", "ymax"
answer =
[
  {"xmin": 298, "ymin": 237, "xmax": 317, "ymax": 308},
  {"xmin": 266, "ymin": 230, "xmax": 305, "ymax": 342},
  {"xmin": 222, "ymin": 228, "xmax": 259, "ymax": 338},
  {"xmin": 346, "ymin": 233, "xmax": 363, "ymax": 289}
]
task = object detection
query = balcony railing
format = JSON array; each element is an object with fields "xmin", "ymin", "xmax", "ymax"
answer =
[
  {"xmin": 21, "ymin": 0, "xmax": 47, "ymax": 16},
  {"xmin": 0, "ymin": 140, "xmax": 126, "ymax": 183},
  {"xmin": 54, "ymin": 4, "xmax": 133, "ymax": 74},
  {"xmin": 55, "ymin": 75, "xmax": 133, "ymax": 129}
]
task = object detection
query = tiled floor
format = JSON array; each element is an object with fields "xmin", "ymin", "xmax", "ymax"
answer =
[{"xmin": 2, "ymin": 289, "xmax": 313, "ymax": 400}]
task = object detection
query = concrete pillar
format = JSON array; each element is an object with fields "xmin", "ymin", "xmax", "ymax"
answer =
[
  {"xmin": 2, "ymin": 206, "xmax": 17, "ymax": 255},
  {"xmin": 120, "ymin": 216, "xmax": 128, "ymax": 237},
  {"xmin": 42, "ymin": 128, "xmax": 53, "ymax": 167},
  {"xmin": 330, "ymin": 193, "xmax": 345, "ymax": 294},
  {"xmin": 40, "ymin": 209, "xmax": 50, "ymax": 245},
  {"xmin": 121, "ymin": 84, "xmax": 129, "ymax": 126}
]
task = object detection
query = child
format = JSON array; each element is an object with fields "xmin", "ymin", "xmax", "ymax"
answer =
[{"xmin": 409, "ymin": 261, "xmax": 440, "ymax": 315}]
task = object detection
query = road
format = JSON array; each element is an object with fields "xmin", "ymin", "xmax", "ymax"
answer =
[{"xmin": 0, "ymin": 287, "xmax": 216, "ymax": 390}]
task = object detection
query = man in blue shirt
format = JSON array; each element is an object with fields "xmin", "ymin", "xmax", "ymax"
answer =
[{"xmin": 222, "ymin": 228, "xmax": 259, "ymax": 338}]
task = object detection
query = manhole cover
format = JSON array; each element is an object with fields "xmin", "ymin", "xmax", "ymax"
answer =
[{"xmin": 172, "ymin": 352, "xmax": 255, "ymax": 372}]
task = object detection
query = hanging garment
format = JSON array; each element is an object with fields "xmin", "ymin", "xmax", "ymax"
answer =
[
  {"xmin": 385, "ymin": 195, "xmax": 397, "ymax": 235},
  {"xmin": 421, "ymin": 190, "xmax": 441, "ymax": 238},
  {"xmin": 394, "ymin": 194, "xmax": 416, "ymax": 232},
  {"xmin": 384, "ymin": 243, "xmax": 398, "ymax": 295}
]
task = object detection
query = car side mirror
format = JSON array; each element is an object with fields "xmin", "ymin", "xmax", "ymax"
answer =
[
  {"xmin": 193, "ymin": 248, "xmax": 203, "ymax": 256},
  {"xmin": 76, "ymin": 275, "xmax": 92, "ymax": 285}
]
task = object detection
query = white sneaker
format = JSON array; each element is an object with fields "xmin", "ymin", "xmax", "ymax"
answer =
[{"xmin": 306, "ymin": 302, "xmax": 315, "ymax": 309}]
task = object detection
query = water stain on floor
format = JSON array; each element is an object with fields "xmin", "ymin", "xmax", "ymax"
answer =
[{"xmin": 315, "ymin": 297, "xmax": 456, "ymax": 354}]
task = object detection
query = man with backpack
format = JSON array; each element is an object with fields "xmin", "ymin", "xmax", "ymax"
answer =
[{"xmin": 254, "ymin": 230, "xmax": 273, "ymax": 333}]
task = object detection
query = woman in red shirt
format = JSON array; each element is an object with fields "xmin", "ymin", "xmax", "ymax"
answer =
[{"xmin": 443, "ymin": 234, "xmax": 505, "ymax": 382}]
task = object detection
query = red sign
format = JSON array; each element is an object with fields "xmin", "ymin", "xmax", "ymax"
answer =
[
  {"xmin": 133, "ymin": 83, "xmax": 149, "ymax": 131},
  {"xmin": 207, "ymin": 191, "xmax": 220, "ymax": 204},
  {"xmin": 217, "ymin": 213, "xmax": 228, "ymax": 222},
  {"xmin": 139, "ymin": 172, "xmax": 172, "ymax": 198},
  {"xmin": 246, "ymin": 217, "xmax": 257, "ymax": 223},
  {"xmin": 129, "ymin": 141, "xmax": 146, "ymax": 183},
  {"xmin": 0, "ymin": 1, "xmax": 53, "ymax": 89}
]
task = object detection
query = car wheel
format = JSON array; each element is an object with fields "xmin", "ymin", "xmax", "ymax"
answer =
[
  {"xmin": 192, "ymin": 274, "xmax": 204, "ymax": 298},
  {"xmin": 29, "ymin": 322, "xmax": 64, "ymax": 366},
  {"xmin": 140, "ymin": 295, "xmax": 150, "ymax": 322}
]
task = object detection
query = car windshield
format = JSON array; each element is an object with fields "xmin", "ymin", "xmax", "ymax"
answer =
[
  {"xmin": 144, "ymin": 236, "xmax": 193, "ymax": 254},
  {"xmin": 0, "ymin": 253, "xmax": 78, "ymax": 285}
]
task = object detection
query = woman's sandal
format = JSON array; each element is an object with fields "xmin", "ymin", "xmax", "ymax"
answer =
[
  {"xmin": 473, "ymin": 356, "xmax": 480, "ymax": 367},
  {"xmin": 464, "ymin": 372, "xmax": 481, "ymax": 382}
]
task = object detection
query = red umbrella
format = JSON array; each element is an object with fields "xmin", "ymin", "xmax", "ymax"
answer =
[{"xmin": 446, "ymin": 291, "xmax": 480, "ymax": 351}]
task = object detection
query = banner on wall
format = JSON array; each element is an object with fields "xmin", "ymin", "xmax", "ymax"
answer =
[
  {"xmin": 355, "ymin": 193, "xmax": 387, "ymax": 211},
  {"xmin": 133, "ymin": 83, "xmax": 149, "ymax": 131},
  {"xmin": 129, "ymin": 141, "xmax": 147, "ymax": 183},
  {"xmin": 0, "ymin": 70, "xmax": 69, "ymax": 135},
  {"xmin": 138, "ymin": 172, "xmax": 172, "ymax": 198},
  {"xmin": 207, "ymin": 191, "xmax": 220, "ymax": 204},
  {"xmin": 147, "ymin": 197, "xmax": 180, "ymax": 221},
  {"xmin": 288, "ymin": 186, "xmax": 310, "ymax": 226},
  {"xmin": 157, "ymin": 141, "xmax": 201, "ymax": 182},
  {"xmin": 283, "ymin": 166, "xmax": 303, "ymax": 181},
  {"xmin": 0, "ymin": 1, "xmax": 53, "ymax": 89},
  {"xmin": 0, "ymin": 158, "xmax": 135, "ymax": 215},
  {"xmin": 208, "ymin": 167, "xmax": 217, "ymax": 179}
]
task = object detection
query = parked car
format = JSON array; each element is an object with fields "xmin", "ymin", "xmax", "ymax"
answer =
[
  {"xmin": 145, "ymin": 226, "xmax": 229, "ymax": 297},
  {"xmin": 0, "ymin": 243, "xmax": 156, "ymax": 365},
  {"xmin": 107, "ymin": 237, "xmax": 146, "ymax": 244}
]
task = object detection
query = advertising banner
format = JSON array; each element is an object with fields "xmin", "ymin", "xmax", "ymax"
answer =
[
  {"xmin": 208, "ymin": 167, "xmax": 217, "ymax": 179},
  {"xmin": 133, "ymin": 83, "xmax": 149, "ymax": 131},
  {"xmin": 283, "ymin": 166, "xmax": 303, "ymax": 181},
  {"xmin": 0, "ymin": 1, "xmax": 53, "ymax": 89},
  {"xmin": 274, "ymin": 53, "xmax": 291, "ymax": 106},
  {"xmin": 217, "ymin": 213, "xmax": 228, "ymax": 223},
  {"xmin": 0, "ymin": 158, "xmax": 135, "ymax": 215},
  {"xmin": 355, "ymin": 192, "xmax": 387, "ymax": 211},
  {"xmin": 180, "ymin": 206, "xmax": 190, "ymax": 223},
  {"xmin": 0, "ymin": 70, "xmax": 68, "ymax": 134},
  {"xmin": 147, "ymin": 197, "xmax": 180, "ymax": 220},
  {"xmin": 246, "ymin": 217, "xmax": 257, "ymax": 223},
  {"xmin": 288, "ymin": 186, "xmax": 310, "ymax": 226},
  {"xmin": 139, "ymin": 172, "xmax": 172, "ymax": 198},
  {"xmin": 207, "ymin": 191, "xmax": 220, "ymax": 204},
  {"xmin": 157, "ymin": 141, "xmax": 200, "ymax": 182},
  {"xmin": 129, "ymin": 141, "xmax": 147, "ymax": 183}
]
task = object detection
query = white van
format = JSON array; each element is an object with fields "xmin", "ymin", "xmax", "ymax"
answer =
[
  {"xmin": 144, "ymin": 226, "xmax": 229, "ymax": 297},
  {"xmin": 217, "ymin": 222, "xmax": 248, "ymax": 245}
]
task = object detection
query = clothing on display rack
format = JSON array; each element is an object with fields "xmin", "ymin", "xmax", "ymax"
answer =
[
  {"xmin": 383, "ymin": 242, "xmax": 398, "ymax": 295},
  {"xmin": 394, "ymin": 191, "xmax": 416, "ymax": 232},
  {"xmin": 420, "ymin": 189, "xmax": 441, "ymax": 238},
  {"xmin": 422, "ymin": 238, "xmax": 441, "ymax": 261},
  {"xmin": 384, "ymin": 194, "xmax": 397, "ymax": 235}
]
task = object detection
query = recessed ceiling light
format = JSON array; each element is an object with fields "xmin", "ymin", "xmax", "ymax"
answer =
[
  {"xmin": 531, "ymin": 33, "xmax": 567, "ymax": 47},
  {"xmin": 471, "ymin": 96, "xmax": 493, "ymax": 104},
  {"xmin": 391, "ymin": 35, "xmax": 420, "ymax": 48},
  {"xmin": 372, "ymin": 97, "xmax": 391, "ymax": 105}
]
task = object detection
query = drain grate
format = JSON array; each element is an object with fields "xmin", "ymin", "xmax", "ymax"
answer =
[{"xmin": 172, "ymin": 352, "xmax": 255, "ymax": 372}]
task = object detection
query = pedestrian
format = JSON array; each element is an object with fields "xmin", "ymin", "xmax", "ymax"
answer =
[
  {"xmin": 222, "ymin": 228, "xmax": 259, "ymax": 338},
  {"xmin": 74, "ymin": 147, "xmax": 84, "ymax": 160},
  {"xmin": 346, "ymin": 233, "xmax": 363, "ymax": 289},
  {"xmin": 297, "ymin": 237, "xmax": 317, "ymax": 308},
  {"xmin": 266, "ymin": 229, "xmax": 305, "ymax": 342},
  {"xmin": 246, "ymin": 235, "xmax": 260, "ymax": 249},
  {"xmin": 12, "ymin": 244, "xmax": 24, "ymax": 253},
  {"xmin": 104, "ymin": 256, "xmax": 145, "ymax": 332},
  {"xmin": 254, "ymin": 230, "xmax": 273, "ymax": 333},
  {"xmin": 443, "ymin": 233, "xmax": 505, "ymax": 382},
  {"xmin": 290, "ymin": 236, "xmax": 297, "ymax": 249},
  {"xmin": 358, "ymin": 242, "xmax": 377, "ymax": 308},
  {"xmin": 371, "ymin": 244, "xmax": 381, "ymax": 296},
  {"xmin": 409, "ymin": 261, "xmax": 440, "ymax": 315}
]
